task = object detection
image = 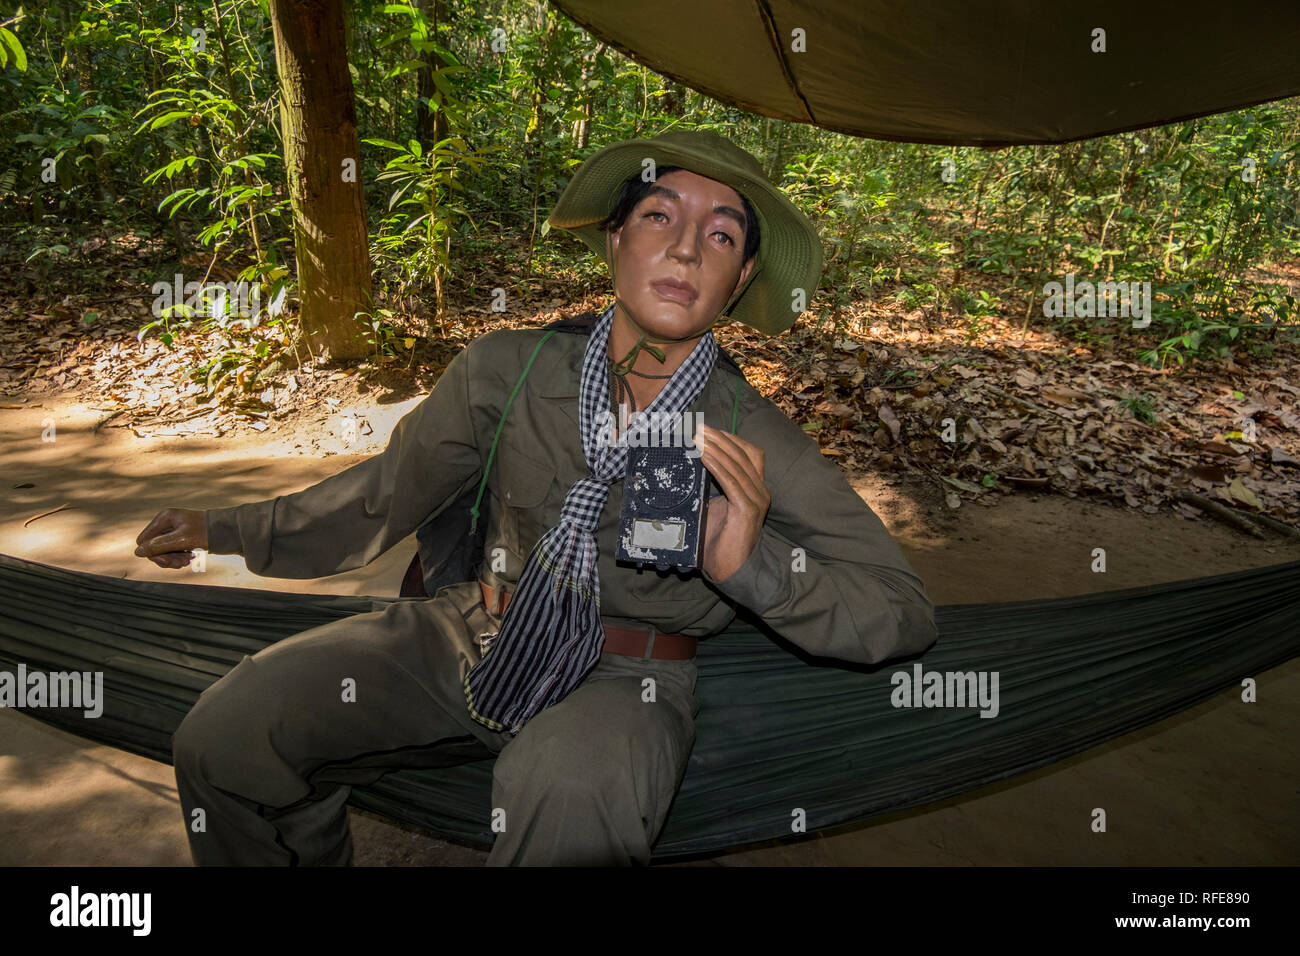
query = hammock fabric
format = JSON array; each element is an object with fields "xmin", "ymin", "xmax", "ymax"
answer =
[{"xmin": 2, "ymin": 550, "xmax": 1297, "ymax": 860}]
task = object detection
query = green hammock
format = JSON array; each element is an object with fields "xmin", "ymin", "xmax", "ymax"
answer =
[{"xmin": 1, "ymin": 550, "xmax": 1296, "ymax": 860}]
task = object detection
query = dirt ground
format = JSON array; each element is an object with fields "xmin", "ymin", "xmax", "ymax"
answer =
[{"xmin": 1, "ymin": 389, "xmax": 1297, "ymax": 866}]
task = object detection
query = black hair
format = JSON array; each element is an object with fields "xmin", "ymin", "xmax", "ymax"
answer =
[{"xmin": 596, "ymin": 164, "xmax": 761, "ymax": 265}]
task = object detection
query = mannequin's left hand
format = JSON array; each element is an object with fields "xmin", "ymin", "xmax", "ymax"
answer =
[{"xmin": 695, "ymin": 423, "xmax": 770, "ymax": 582}]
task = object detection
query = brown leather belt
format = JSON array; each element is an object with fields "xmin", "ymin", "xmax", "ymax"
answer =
[{"xmin": 479, "ymin": 580, "xmax": 696, "ymax": 661}]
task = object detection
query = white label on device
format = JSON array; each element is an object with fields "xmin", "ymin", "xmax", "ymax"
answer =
[{"xmin": 631, "ymin": 518, "xmax": 686, "ymax": 550}]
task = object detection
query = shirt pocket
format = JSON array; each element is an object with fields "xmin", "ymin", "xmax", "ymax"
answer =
[
  {"xmin": 492, "ymin": 438, "xmax": 557, "ymax": 566},
  {"xmin": 624, "ymin": 564, "xmax": 715, "ymax": 614}
]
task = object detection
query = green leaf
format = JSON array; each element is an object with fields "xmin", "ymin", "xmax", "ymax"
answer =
[
  {"xmin": 148, "ymin": 110, "xmax": 193, "ymax": 131},
  {"xmin": 376, "ymin": 27, "xmax": 415, "ymax": 51},
  {"xmin": 384, "ymin": 59, "xmax": 426, "ymax": 80},
  {"xmin": 163, "ymin": 156, "xmax": 198, "ymax": 179},
  {"xmin": 0, "ymin": 28, "xmax": 27, "ymax": 72},
  {"xmin": 429, "ymin": 69, "xmax": 464, "ymax": 99},
  {"xmin": 362, "ymin": 137, "xmax": 408, "ymax": 152},
  {"xmin": 386, "ymin": 177, "xmax": 417, "ymax": 211},
  {"xmin": 402, "ymin": 212, "xmax": 430, "ymax": 233}
]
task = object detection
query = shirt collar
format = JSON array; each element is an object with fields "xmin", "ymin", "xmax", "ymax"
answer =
[{"xmin": 535, "ymin": 331, "xmax": 736, "ymax": 431}]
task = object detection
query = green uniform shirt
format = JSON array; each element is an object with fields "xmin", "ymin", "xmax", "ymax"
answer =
[{"xmin": 205, "ymin": 327, "xmax": 939, "ymax": 665}]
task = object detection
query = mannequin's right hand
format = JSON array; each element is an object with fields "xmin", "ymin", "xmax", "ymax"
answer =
[{"xmin": 135, "ymin": 508, "xmax": 209, "ymax": 569}]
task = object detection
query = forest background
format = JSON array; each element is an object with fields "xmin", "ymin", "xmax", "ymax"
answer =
[{"xmin": 2, "ymin": 0, "xmax": 1298, "ymax": 525}]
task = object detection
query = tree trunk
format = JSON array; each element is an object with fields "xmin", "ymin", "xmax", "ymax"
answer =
[
  {"xmin": 415, "ymin": 0, "xmax": 451, "ymax": 150},
  {"xmin": 523, "ymin": 13, "xmax": 558, "ymax": 273},
  {"xmin": 574, "ymin": 41, "xmax": 606, "ymax": 150},
  {"xmin": 523, "ymin": 14, "xmax": 557, "ymax": 160},
  {"xmin": 660, "ymin": 76, "xmax": 686, "ymax": 117},
  {"xmin": 211, "ymin": 0, "xmax": 264, "ymax": 271},
  {"xmin": 269, "ymin": 0, "xmax": 374, "ymax": 362}
]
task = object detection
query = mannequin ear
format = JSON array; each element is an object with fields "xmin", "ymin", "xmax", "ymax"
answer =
[
  {"xmin": 735, "ymin": 256, "xmax": 756, "ymax": 292},
  {"xmin": 733, "ymin": 257, "xmax": 759, "ymax": 299},
  {"xmin": 725, "ymin": 257, "xmax": 761, "ymax": 313}
]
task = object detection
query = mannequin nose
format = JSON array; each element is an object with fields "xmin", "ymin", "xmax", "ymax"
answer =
[{"xmin": 668, "ymin": 228, "xmax": 702, "ymax": 262}]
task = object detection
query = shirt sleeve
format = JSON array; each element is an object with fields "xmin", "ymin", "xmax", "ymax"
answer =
[
  {"xmin": 203, "ymin": 341, "xmax": 483, "ymax": 579},
  {"xmin": 702, "ymin": 418, "xmax": 939, "ymax": 665}
]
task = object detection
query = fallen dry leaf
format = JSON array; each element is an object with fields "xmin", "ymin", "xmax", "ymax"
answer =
[{"xmin": 1228, "ymin": 477, "xmax": 1263, "ymax": 510}]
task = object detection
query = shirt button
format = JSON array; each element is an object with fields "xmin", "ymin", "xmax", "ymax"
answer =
[{"xmin": 506, "ymin": 490, "xmax": 512, "ymax": 502}]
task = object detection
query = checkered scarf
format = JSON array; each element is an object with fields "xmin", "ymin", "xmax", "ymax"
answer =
[{"xmin": 463, "ymin": 305, "xmax": 717, "ymax": 735}]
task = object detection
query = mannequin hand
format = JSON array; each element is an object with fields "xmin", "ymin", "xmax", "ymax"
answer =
[
  {"xmin": 696, "ymin": 424, "xmax": 769, "ymax": 582},
  {"xmin": 134, "ymin": 508, "xmax": 208, "ymax": 569}
]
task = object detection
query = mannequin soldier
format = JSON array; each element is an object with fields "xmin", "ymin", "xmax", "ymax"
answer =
[{"xmin": 135, "ymin": 130, "xmax": 938, "ymax": 865}]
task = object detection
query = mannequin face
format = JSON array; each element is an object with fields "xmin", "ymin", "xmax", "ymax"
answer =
[{"xmin": 608, "ymin": 169, "xmax": 756, "ymax": 342}]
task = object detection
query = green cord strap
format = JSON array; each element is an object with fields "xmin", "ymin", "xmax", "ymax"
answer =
[
  {"xmin": 469, "ymin": 329, "xmax": 558, "ymax": 535},
  {"xmin": 468, "ymin": 327, "xmax": 742, "ymax": 534}
]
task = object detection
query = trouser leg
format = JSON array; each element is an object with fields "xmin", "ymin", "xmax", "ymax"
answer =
[
  {"xmin": 172, "ymin": 582, "xmax": 509, "ymax": 865},
  {"xmin": 485, "ymin": 652, "xmax": 699, "ymax": 866}
]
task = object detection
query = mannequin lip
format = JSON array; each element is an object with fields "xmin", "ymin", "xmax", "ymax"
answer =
[{"xmin": 650, "ymin": 278, "xmax": 697, "ymax": 305}]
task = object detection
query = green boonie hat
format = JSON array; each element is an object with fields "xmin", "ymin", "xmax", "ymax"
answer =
[{"xmin": 547, "ymin": 129, "xmax": 824, "ymax": 336}]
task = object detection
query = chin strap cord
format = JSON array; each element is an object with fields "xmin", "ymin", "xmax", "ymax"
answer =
[
  {"xmin": 606, "ymin": 247, "xmax": 744, "ymax": 377},
  {"xmin": 608, "ymin": 282, "xmax": 744, "ymax": 377},
  {"xmin": 604, "ymin": 230, "xmax": 761, "ymax": 376},
  {"xmin": 607, "ymin": 354, "xmax": 673, "ymax": 416},
  {"xmin": 608, "ymin": 295, "xmax": 718, "ymax": 375}
]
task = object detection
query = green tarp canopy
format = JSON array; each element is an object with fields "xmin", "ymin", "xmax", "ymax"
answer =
[
  {"xmin": 550, "ymin": 0, "xmax": 1300, "ymax": 146},
  {"xmin": 3, "ymin": 551, "xmax": 1297, "ymax": 860}
]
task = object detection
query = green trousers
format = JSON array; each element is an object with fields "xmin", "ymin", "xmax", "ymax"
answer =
[{"xmin": 172, "ymin": 581, "xmax": 699, "ymax": 866}]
